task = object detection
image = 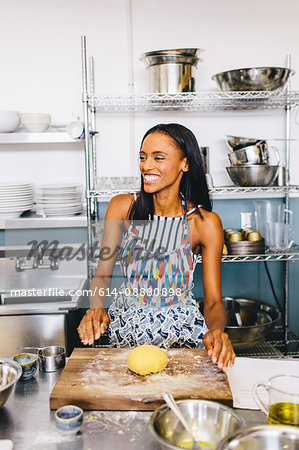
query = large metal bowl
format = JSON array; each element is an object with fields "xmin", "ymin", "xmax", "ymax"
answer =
[
  {"xmin": 198, "ymin": 297, "xmax": 281, "ymax": 345},
  {"xmin": 0, "ymin": 360, "xmax": 22, "ymax": 407},
  {"xmin": 140, "ymin": 48, "xmax": 203, "ymax": 66},
  {"xmin": 149, "ymin": 399, "xmax": 245, "ymax": 450},
  {"xmin": 212, "ymin": 67, "xmax": 294, "ymax": 91},
  {"xmin": 225, "ymin": 135, "xmax": 265, "ymax": 151},
  {"xmin": 226, "ymin": 164, "xmax": 279, "ymax": 186},
  {"xmin": 216, "ymin": 425, "xmax": 299, "ymax": 449}
]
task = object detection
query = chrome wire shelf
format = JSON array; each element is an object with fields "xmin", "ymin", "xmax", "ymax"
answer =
[
  {"xmin": 209, "ymin": 185, "xmax": 299, "ymax": 195},
  {"xmin": 90, "ymin": 91, "xmax": 299, "ymax": 112},
  {"xmin": 89, "ymin": 185, "xmax": 299, "ymax": 199},
  {"xmin": 234, "ymin": 326, "xmax": 299, "ymax": 358},
  {"xmin": 194, "ymin": 246, "xmax": 299, "ymax": 264}
]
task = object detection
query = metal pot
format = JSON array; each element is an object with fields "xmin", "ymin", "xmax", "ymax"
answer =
[
  {"xmin": 140, "ymin": 48, "xmax": 203, "ymax": 93},
  {"xmin": 19, "ymin": 345, "xmax": 66, "ymax": 372},
  {"xmin": 197, "ymin": 297, "xmax": 281, "ymax": 345}
]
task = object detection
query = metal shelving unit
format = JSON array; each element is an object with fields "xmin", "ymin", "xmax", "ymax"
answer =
[
  {"xmin": 90, "ymin": 91, "xmax": 299, "ymax": 112},
  {"xmin": 81, "ymin": 36, "xmax": 299, "ymax": 357}
]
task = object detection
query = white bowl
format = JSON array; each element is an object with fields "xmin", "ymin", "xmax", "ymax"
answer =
[
  {"xmin": 21, "ymin": 113, "xmax": 51, "ymax": 132},
  {"xmin": 0, "ymin": 111, "xmax": 20, "ymax": 133},
  {"xmin": 22, "ymin": 122, "xmax": 50, "ymax": 132}
]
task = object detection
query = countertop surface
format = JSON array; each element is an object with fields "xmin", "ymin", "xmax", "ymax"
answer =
[{"xmin": 0, "ymin": 361, "xmax": 268, "ymax": 450}]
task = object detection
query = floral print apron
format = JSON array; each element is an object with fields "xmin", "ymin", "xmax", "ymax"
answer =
[{"xmin": 108, "ymin": 196, "xmax": 208, "ymax": 348}]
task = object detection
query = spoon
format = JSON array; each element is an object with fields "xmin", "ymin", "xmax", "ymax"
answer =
[{"xmin": 163, "ymin": 392, "xmax": 202, "ymax": 450}]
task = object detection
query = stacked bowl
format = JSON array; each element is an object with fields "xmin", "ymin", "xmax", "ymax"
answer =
[
  {"xmin": 225, "ymin": 135, "xmax": 280, "ymax": 187},
  {"xmin": 21, "ymin": 113, "xmax": 51, "ymax": 132}
]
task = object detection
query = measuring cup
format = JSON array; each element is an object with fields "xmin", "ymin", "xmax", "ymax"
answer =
[
  {"xmin": 18, "ymin": 346, "xmax": 66, "ymax": 372},
  {"xmin": 253, "ymin": 374, "xmax": 299, "ymax": 426}
]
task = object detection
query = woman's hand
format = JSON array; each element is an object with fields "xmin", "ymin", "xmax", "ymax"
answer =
[
  {"xmin": 77, "ymin": 308, "xmax": 111, "ymax": 346},
  {"xmin": 203, "ymin": 328, "xmax": 235, "ymax": 372}
]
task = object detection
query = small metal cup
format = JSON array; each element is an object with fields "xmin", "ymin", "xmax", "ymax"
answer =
[
  {"xmin": 228, "ymin": 232, "xmax": 243, "ymax": 242},
  {"xmin": 247, "ymin": 231, "xmax": 262, "ymax": 241},
  {"xmin": 38, "ymin": 346, "xmax": 66, "ymax": 372}
]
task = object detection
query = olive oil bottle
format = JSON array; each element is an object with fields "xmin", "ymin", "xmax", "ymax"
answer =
[{"xmin": 268, "ymin": 402, "xmax": 299, "ymax": 426}]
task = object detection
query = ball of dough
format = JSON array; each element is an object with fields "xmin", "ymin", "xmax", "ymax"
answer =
[{"xmin": 127, "ymin": 345, "xmax": 168, "ymax": 375}]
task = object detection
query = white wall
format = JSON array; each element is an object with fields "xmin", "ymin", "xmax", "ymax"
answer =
[{"xmin": 1, "ymin": 0, "xmax": 299, "ymax": 186}]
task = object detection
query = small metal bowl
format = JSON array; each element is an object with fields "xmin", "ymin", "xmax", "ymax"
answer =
[
  {"xmin": 226, "ymin": 165, "xmax": 279, "ymax": 187},
  {"xmin": 0, "ymin": 360, "xmax": 22, "ymax": 407},
  {"xmin": 13, "ymin": 353, "xmax": 38, "ymax": 380},
  {"xmin": 216, "ymin": 425, "xmax": 299, "ymax": 449},
  {"xmin": 212, "ymin": 67, "xmax": 294, "ymax": 91},
  {"xmin": 149, "ymin": 399, "xmax": 245, "ymax": 450}
]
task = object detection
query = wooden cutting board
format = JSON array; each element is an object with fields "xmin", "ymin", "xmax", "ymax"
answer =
[{"xmin": 50, "ymin": 348, "xmax": 232, "ymax": 410}]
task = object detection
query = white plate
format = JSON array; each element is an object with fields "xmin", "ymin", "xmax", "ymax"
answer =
[
  {"xmin": 0, "ymin": 211, "xmax": 25, "ymax": 218},
  {"xmin": 36, "ymin": 202, "xmax": 83, "ymax": 208}
]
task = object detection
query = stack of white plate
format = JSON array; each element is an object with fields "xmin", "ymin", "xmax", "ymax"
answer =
[
  {"xmin": 35, "ymin": 184, "xmax": 84, "ymax": 216},
  {"xmin": 0, "ymin": 183, "xmax": 34, "ymax": 218}
]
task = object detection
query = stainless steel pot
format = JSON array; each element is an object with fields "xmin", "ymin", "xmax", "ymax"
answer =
[{"xmin": 140, "ymin": 48, "xmax": 203, "ymax": 93}]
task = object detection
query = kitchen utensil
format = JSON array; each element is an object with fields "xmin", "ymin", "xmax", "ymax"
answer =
[
  {"xmin": 0, "ymin": 111, "xmax": 20, "ymax": 133},
  {"xmin": 18, "ymin": 346, "xmax": 65, "ymax": 372},
  {"xmin": 140, "ymin": 48, "xmax": 203, "ymax": 93},
  {"xmin": 228, "ymin": 144, "xmax": 280, "ymax": 166},
  {"xmin": 20, "ymin": 113, "xmax": 51, "ymax": 132},
  {"xmin": 0, "ymin": 360, "xmax": 22, "ymax": 407},
  {"xmin": 66, "ymin": 120, "xmax": 85, "ymax": 140},
  {"xmin": 212, "ymin": 67, "xmax": 294, "ymax": 91},
  {"xmin": 149, "ymin": 399, "xmax": 245, "ymax": 450},
  {"xmin": 254, "ymin": 201, "xmax": 293, "ymax": 246},
  {"xmin": 267, "ymin": 222, "xmax": 294, "ymax": 250},
  {"xmin": 197, "ymin": 297, "xmax": 281, "ymax": 344},
  {"xmin": 50, "ymin": 348, "xmax": 232, "ymax": 410},
  {"xmin": 253, "ymin": 374, "xmax": 299, "ymax": 425},
  {"xmin": 216, "ymin": 425, "xmax": 299, "ymax": 449},
  {"xmin": 163, "ymin": 392, "xmax": 202, "ymax": 450},
  {"xmin": 12, "ymin": 353, "xmax": 38, "ymax": 380},
  {"xmin": 226, "ymin": 165, "xmax": 279, "ymax": 187},
  {"xmin": 55, "ymin": 404, "xmax": 83, "ymax": 434},
  {"xmin": 225, "ymin": 135, "xmax": 265, "ymax": 150},
  {"xmin": 199, "ymin": 146, "xmax": 213, "ymax": 188}
]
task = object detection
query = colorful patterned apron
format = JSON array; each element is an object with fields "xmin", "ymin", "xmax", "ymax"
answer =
[{"xmin": 108, "ymin": 196, "xmax": 208, "ymax": 348}]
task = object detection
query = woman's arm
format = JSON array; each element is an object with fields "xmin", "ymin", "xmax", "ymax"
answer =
[
  {"xmin": 77, "ymin": 194, "xmax": 133, "ymax": 345},
  {"xmin": 193, "ymin": 211, "xmax": 235, "ymax": 371}
]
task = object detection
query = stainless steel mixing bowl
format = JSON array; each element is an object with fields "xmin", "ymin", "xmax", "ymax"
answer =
[
  {"xmin": 198, "ymin": 297, "xmax": 281, "ymax": 345},
  {"xmin": 216, "ymin": 425, "xmax": 299, "ymax": 449},
  {"xmin": 225, "ymin": 135, "xmax": 265, "ymax": 150},
  {"xmin": 228, "ymin": 143, "xmax": 269, "ymax": 165},
  {"xmin": 226, "ymin": 164, "xmax": 279, "ymax": 186},
  {"xmin": 0, "ymin": 360, "xmax": 22, "ymax": 407},
  {"xmin": 149, "ymin": 399, "xmax": 245, "ymax": 450},
  {"xmin": 212, "ymin": 67, "xmax": 294, "ymax": 91}
]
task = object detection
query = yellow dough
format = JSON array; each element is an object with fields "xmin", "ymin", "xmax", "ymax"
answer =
[{"xmin": 127, "ymin": 344, "xmax": 168, "ymax": 375}]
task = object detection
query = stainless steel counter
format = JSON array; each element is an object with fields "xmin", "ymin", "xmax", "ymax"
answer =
[{"xmin": 0, "ymin": 366, "xmax": 268, "ymax": 450}]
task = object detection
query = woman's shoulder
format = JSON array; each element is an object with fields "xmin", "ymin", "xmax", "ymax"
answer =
[
  {"xmin": 105, "ymin": 193, "xmax": 136, "ymax": 220},
  {"xmin": 189, "ymin": 207, "xmax": 223, "ymax": 238}
]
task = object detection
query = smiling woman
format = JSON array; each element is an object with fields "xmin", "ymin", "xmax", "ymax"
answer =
[{"xmin": 77, "ymin": 123, "xmax": 235, "ymax": 372}]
